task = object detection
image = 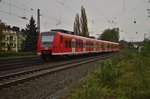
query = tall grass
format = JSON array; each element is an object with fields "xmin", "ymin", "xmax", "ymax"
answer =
[{"xmin": 69, "ymin": 54, "xmax": 150, "ymax": 99}]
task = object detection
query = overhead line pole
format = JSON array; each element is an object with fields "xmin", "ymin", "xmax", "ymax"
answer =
[{"xmin": 37, "ymin": 9, "xmax": 40, "ymax": 33}]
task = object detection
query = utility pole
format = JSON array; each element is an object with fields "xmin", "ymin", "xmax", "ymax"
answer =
[{"xmin": 37, "ymin": 9, "xmax": 40, "ymax": 33}]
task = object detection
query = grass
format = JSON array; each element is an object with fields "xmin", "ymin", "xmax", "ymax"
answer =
[{"xmin": 68, "ymin": 53, "xmax": 150, "ymax": 99}]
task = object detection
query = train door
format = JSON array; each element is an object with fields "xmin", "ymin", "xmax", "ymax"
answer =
[
  {"xmin": 94, "ymin": 41, "xmax": 96, "ymax": 52},
  {"xmin": 72, "ymin": 39, "xmax": 75, "ymax": 54},
  {"xmin": 83, "ymin": 40, "xmax": 86, "ymax": 53},
  {"xmin": 60, "ymin": 35, "xmax": 63, "ymax": 53}
]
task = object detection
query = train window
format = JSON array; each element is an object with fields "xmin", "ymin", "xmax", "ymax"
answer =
[
  {"xmin": 96, "ymin": 43, "xmax": 98, "ymax": 48},
  {"xmin": 91, "ymin": 42, "xmax": 94, "ymax": 47},
  {"xmin": 94, "ymin": 42, "xmax": 96, "ymax": 48},
  {"xmin": 78, "ymin": 42, "xmax": 80, "ymax": 48},
  {"xmin": 79, "ymin": 42, "xmax": 80, "ymax": 48},
  {"xmin": 60, "ymin": 35, "xmax": 63, "ymax": 43},
  {"xmin": 104, "ymin": 43, "xmax": 107, "ymax": 48},
  {"xmin": 90, "ymin": 42, "xmax": 91, "ymax": 47},
  {"xmin": 103, "ymin": 43, "xmax": 105, "ymax": 48},
  {"xmin": 98, "ymin": 43, "xmax": 100, "ymax": 48},
  {"xmin": 79, "ymin": 42, "xmax": 81, "ymax": 48},
  {"xmin": 76, "ymin": 42, "xmax": 78, "ymax": 48},
  {"xmin": 96, "ymin": 43, "xmax": 97, "ymax": 48},
  {"xmin": 41, "ymin": 32, "xmax": 56, "ymax": 46},
  {"xmin": 99, "ymin": 43, "xmax": 101, "ymax": 48},
  {"xmin": 81, "ymin": 42, "xmax": 83, "ymax": 48},
  {"xmin": 72, "ymin": 41, "xmax": 75, "ymax": 48},
  {"xmin": 83, "ymin": 42, "xmax": 85, "ymax": 48},
  {"xmin": 86, "ymin": 42, "xmax": 88, "ymax": 47},
  {"xmin": 65, "ymin": 40, "xmax": 68, "ymax": 48},
  {"xmin": 104, "ymin": 43, "xmax": 106, "ymax": 48},
  {"xmin": 69, "ymin": 41, "xmax": 71, "ymax": 48},
  {"xmin": 74, "ymin": 42, "xmax": 76, "ymax": 48},
  {"xmin": 78, "ymin": 42, "xmax": 81, "ymax": 48},
  {"xmin": 112, "ymin": 44, "xmax": 114, "ymax": 48},
  {"xmin": 101, "ymin": 43, "xmax": 104, "ymax": 48},
  {"xmin": 76, "ymin": 42, "xmax": 77, "ymax": 48},
  {"xmin": 107, "ymin": 44, "xmax": 109, "ymax": 49}
]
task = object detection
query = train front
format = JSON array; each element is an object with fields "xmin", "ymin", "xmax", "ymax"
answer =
[{"xmin": 37, "ymin": 31, "xmax": 56, "ymax": 59}]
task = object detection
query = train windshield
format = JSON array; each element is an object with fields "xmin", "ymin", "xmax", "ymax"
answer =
[{"xmin": 41, "ymin": 32, "xmax": 56, "ymax": 46}]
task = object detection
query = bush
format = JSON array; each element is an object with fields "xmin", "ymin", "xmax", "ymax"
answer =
[
  {"xmin": 141, "ymin": 39, "xmax": 150, "ymax": 56},
  {"xmin": 69, "ymin": 54, "xmax": 150, "ymax": 99}
]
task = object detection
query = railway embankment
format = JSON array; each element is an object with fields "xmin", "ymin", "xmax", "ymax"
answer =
[
  {"xmin": 65, "ymin": 53, "xmax": 150, "ymax": 99},
  {"xmin": 0, "ymin": 53, "xmax": 115, "ymax": 99}
]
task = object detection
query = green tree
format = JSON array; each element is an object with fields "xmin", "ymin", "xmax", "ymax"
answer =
[
  {"xmin": 80, "ymin": 6, "xmax": 89, "ymax": 37},
  {"xmin": 22, "ymin": 16, "xmax": 38, "ymax": 52},
  {"xmin": 74, "ymin": 13, "xmax": 80, "ymax": 35},
  {"xmin": 0, "ymin": 20, "xmax": 5, "ymax": 51},
  {"xmin": 100, "ymin": 28, "xmax": 119, "ymax": 42},
  {"xmin": 141, "ymin": 39, "xmax": 150, "ymax": 56},
  {"xmin": 119, "ymin": 40, "xmax": 134, "ymax": 50}
]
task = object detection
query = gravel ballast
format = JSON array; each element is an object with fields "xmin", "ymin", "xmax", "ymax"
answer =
[{"xmin": 0, "ymin": 60, "xmax": 101, "ymax": 99}]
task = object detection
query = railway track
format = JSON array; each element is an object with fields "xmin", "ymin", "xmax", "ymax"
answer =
[
  {"xmin": 0, "ymin": 53, "xmax": 114, "ymax": 89},
  {"xmin": 0, "ymin": 56, "xmax": 45, "ymax": 71},
  {"xmin": 0, "ymin": 55, "xmax": 82, "ymax": 71}
]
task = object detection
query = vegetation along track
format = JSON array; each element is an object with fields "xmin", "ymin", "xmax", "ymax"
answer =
[{"xmin": 0, "ymin": 53, "xmax": 116, "ymax": 89}]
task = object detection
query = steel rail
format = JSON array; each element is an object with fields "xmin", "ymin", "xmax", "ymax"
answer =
[{"xmin": 0, "ymin": 54, "xmax": 112, "ymax": 89}]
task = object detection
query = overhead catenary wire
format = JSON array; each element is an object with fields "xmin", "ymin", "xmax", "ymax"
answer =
[
  {"xmin": 84, "ymin": 0, "xmax": 116, "ymax": 28},
  {"xmin": 53, "ymin": 0, "xmax": 78, "ymax": 13},
  {"xmin": 0, "ymin": 0, "xmax": 148, "ymax": 40},
  {"xmin": 116, "ymin": 0, "xmax": 147, "ymax": 17},
  {"xmin": 0, "ymin": 0, "xmax": 63, "ymax": 28},
  {"xmin": 0, "ymin": 9, "xmax": 29, "ymax": 20},
  {"xmin": 13, "ymin": 0, "xmax": 34, "ymax": 11},
  {"xmin": 0, "ymin": 0, "xmax": 36, "ymax": 15},
  {"xmin": 53, "ymin": 0, "xmax": 107, "ymax": 32},
  {"xmin": 116, "ymin": 0, "xmax": 148, "ymax": 30},
  {"xmin": 1, "ymin": 0, "xmax": 107, "ymax": 32}
]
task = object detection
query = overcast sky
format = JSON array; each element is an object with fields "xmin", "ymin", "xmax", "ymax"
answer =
[{"xmin": 0, "ymin": 0, "xmax": 150, "ymax": 41}]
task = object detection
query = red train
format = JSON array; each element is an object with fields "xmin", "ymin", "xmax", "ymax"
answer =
[{"xmin": 37, "ymin": 29, "xmax": 119, "ymax": 59}]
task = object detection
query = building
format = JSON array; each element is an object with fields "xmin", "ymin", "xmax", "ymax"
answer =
[{"xmin": 1, "ymin": 26, "xmax": 25, "ymax": 52}]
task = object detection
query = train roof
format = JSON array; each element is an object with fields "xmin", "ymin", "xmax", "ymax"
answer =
[
  {"xmin": 51, "ymin": 29, "xmax": 74, "ymax": 35},
  {"xmin": 41, "ymin": 30, "xmax": 119, "ymax": 44}
]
